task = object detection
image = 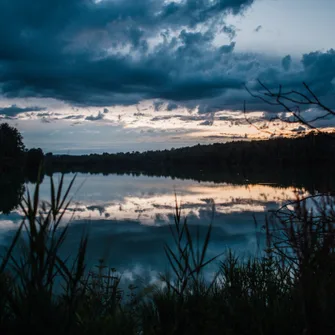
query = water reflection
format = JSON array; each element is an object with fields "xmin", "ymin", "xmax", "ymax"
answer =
[
  {"xmin": 0, "ymin": 172, "xmax": 25, "ymax": 214},
  {"xmin": 20, "ymin": 174, "xmax": 308, "ymax": 225},
  {"xmin": 0, "ymin": 173, "xmax": 309, "ymax": 284}
]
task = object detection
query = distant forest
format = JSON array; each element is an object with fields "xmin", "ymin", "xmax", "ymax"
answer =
[
  {"xmin": 44, "ymin": 132, "xmax": 335, "ymax": 193},
  {"xmin": 1, "ymin": 129, "xmax": 335, "ymax": 214}
]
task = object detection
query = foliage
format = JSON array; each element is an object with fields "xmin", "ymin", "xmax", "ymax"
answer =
[
  {"xmin": 25, "ymin": 148, "xmax": 45, "ymax": 183},
  {"xmin": 0, "ymin": 123, "xmax": 25, "ymax": 171}
]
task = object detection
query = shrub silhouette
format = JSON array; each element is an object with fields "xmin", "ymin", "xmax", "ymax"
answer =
[{"xmin": 0, "ymin": 123, "xmax": 25, "ymax": 171}]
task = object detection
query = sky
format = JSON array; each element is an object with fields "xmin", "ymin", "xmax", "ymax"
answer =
[{"xmin": 0, "ymin": 0, "xmax": 334, "ymax": 154}]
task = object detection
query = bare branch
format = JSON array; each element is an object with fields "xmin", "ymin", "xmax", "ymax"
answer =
[{"xmin": 245, "ymin": 81, "xmax": 335, "ymax": 138}]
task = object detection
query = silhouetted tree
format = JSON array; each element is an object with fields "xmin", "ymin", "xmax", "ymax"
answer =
[
  {"xmin": 0, "ymin": 123, "xmax": 27, "ymax": 213},
  {"xmin": 0, "ymin": 123, "xmax": 25, "ymax": 172},
  {"xmin": 25, "ymin": 148, "xmax": 45, "ymax": 183}
]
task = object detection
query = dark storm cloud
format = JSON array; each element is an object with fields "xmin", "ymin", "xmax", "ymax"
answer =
[
  {"xmin": 0, "ymin": 0, "xmax": 255, "ymax": 108},
  {"xmin": 281, "ymin": 55, "xmax": 292, "ymax": 71},
  {"xmin": 153, "ymin": 101, "xmax": 165, "ymax": 112},
  {"xmin": 222, "ymin": 25, "xmax": 237, "ymax": 40},
  {"xmin": 152, "ymin": 101, "xmax": 179, "ymax": 112},
  {"xmin": 195, "ymin": 49, "xmax": 335, "ymax": 115},
  {"xmin": 166, "ymin": 102, "xmax": 179, "ymax": 111},
  {"xmin": 0, "ymin": 104, "xmax": 46, "ymax": 117},
  {"xmin": 250, "ymin": 49, "xmax": 335, "ymax": 113},
  {"xmin": 85, "ymin": 111, "xmax": 104, "ymax": 121},
  {"xmin": 200, "ymin": 120, "xmax": 214, "ymax": 126},
  {"xmin": 0, "ymin": 0, "xmax": 334, "ymax": 117},
  {"xmin": 220, "ymin": 42, "xmax": 236, "ymax": 54},
  {"xmin": 300, "ymin": 49, "xmax": 335, "ymax": 96}
]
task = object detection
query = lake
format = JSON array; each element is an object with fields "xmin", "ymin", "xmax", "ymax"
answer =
[{"xmin": 0, "ymin": 173, "xmax": 309, "ymax": 286}]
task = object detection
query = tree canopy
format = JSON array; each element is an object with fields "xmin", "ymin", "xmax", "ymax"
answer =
[{"xmin": 0, "ymin": 123, "xmax": 25, "ymax": 171}]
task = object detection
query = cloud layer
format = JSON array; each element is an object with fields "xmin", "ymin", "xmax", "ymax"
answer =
[
  {"xmin": 0, "ymin": 0, "xmax": 334, "ymax": 115},
  {"xmin": 0, "ymin": 104, "xmax": 46, "ymax": 117}
]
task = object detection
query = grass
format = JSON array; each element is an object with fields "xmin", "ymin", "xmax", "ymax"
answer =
[{"xmin": 1, "ymin": 175, "xmax": 335, "ymax": 334}]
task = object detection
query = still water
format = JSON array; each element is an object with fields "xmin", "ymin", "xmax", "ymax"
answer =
[{"xmin": 0, "ymin": 173, "xmax": 308, "ymax": 284}]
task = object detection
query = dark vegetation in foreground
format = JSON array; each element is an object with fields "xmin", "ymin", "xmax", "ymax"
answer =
[{"xmin": 1, "ymin": 175, "xmax": 335, "ymax": 335}]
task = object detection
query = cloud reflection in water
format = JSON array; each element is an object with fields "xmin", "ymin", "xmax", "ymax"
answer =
[{"xmin": 0, "ymin": 173, "xmax": 309, "ymax": 285}]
